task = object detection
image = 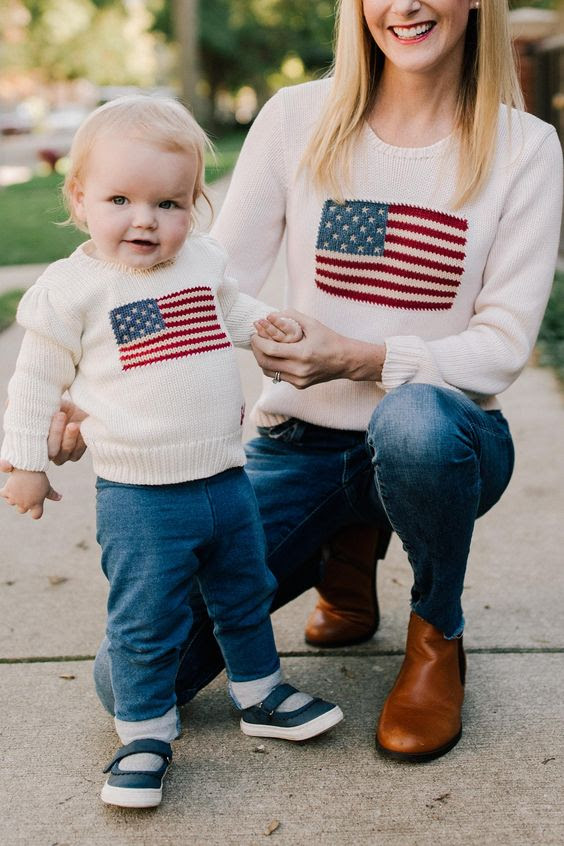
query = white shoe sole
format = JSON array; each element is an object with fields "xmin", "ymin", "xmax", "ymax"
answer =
[
  {"xmin": 240, "ymin": 705, "xmax": 344, "ymax": 741},
  {"xmin": 101, "ymin": 781, "xmax": 163, "ymax": 808}
]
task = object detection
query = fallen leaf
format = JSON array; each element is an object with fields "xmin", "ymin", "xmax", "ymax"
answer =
[
  {"xmin": 59, "ymin": 674, "xmax": 75, "ymax": 680},
  {"xmin": 340, "ymin": 665, "xmax": 354, "ymax": 679},
  {"xmin": 263, "ymin": 820, "xmax": 280, "ymax": 836},
  {"xmin": 48, "ymin": 575, "xmax": 68, "ymax": 586}
]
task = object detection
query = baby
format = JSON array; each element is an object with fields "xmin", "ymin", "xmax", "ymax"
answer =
[{"xmin": 0, "ymin": 96, "xmax": 342, "ymax": 808}]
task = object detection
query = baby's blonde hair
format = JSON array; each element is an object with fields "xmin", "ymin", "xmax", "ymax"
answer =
[{"xmin": 63, "ymin": 95, "xmax": 213, "ymax": 231}]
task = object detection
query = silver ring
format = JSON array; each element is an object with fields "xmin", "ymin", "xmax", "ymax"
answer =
[{"xmin": 272, "ymin": 371, "xmax": 281, "ymax": 384}]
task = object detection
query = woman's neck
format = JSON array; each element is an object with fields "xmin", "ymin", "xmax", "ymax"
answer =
[{"xmin": 368, "ymin": 64, "xmax": 461, "ymax": 148}]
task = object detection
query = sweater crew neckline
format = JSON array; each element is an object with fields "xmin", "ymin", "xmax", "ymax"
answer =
[
  {"xmin": 362, "ymin": 122, "xmax": 454, "ymax": 159},
  {"xmin": 73, "ymin": 241, "xmax": 178, "ymax": 276}
]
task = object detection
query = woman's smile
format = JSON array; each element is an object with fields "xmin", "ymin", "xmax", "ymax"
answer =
[{"xmin": 390, "ymin": 21, "xmax": 436, "ymax": 42}]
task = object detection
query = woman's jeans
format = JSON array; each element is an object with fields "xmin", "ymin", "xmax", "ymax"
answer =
[
  {"xmin": 95, "ymin": 467, "xmax": 279, "ymax": 722},
  {"xmin": 94, "ymin": 384, "xmax": 514, "ymax": 715}
]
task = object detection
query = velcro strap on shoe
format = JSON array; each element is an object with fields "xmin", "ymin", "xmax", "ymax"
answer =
[
  {"xmin": 258, "ymin": 683, "xmax": 299, "ymax": 715},
  {"xmin": 103, "ymin": 738, "xmax": 172, "ymax": 773}
]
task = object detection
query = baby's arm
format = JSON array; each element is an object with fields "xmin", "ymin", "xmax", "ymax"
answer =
[
  {"xmin": 0, "ymin": 469, "xmax": 61, "ymax": 520},
  {"xmin": 254, "ymin": 313, "xmax": 303, "ymax": 344}
]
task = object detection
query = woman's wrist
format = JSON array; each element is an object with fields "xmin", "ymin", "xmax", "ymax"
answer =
[{"xmin": 342, "ymin": 338, "xmax": 386, "ymax": 382}]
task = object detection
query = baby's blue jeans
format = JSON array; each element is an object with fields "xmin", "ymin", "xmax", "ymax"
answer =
[
  {"xmin": 95, "ymin": 467, "xmax": 280, "ymax": 722},
  {"xmin": 95, "ymin": 384, "xmax": 514, "ymax": 715}
]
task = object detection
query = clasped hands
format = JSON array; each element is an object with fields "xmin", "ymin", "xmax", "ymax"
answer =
[{"xmin": 0, "ymin": 401, "xmax": 87, "ymax": 519}]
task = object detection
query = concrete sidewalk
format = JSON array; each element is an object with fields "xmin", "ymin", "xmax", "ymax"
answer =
[{"xmin": 1, "ymin": 181, "xmax": 563, "ymax": 843}]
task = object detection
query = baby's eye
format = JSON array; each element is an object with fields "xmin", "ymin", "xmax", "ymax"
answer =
[
  {"xmin": 159, "ymin": 200, "xmax": 177, "ymax": 210},
  {"xmin": 111, "ymin": 196, "xmax": 128, "ymax": 206}
]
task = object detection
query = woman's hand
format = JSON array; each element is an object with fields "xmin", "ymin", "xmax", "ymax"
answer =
[
  {"xmin": 251, "ymin": 309, "xmax": 386, "ymax": 389},
  {"xmin": 47, "ymin": 401, "xmax": 88, "ymax": 465},
  {"xmin": 0, "ymin": 400, "xmax": 87, "ymax": 475}
]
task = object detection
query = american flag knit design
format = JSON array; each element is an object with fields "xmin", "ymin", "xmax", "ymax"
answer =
[
  {"xmin": 315, "ymin": 200, "xmax": 468, "ymax": 311},
  {"xmin": 109, "ymin": 285, "xmax": 232, "ymax": 371}
]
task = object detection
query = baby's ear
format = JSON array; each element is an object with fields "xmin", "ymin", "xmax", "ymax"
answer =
[{"xmin": 68, "ymin": 178, "xmax": 86, "ymax": 223}]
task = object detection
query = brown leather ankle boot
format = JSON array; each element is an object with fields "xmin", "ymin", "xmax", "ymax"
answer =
[
  {"xmin": 304, "ymin": 523, "xmax": 391, "ymax": 648},
  {"xmin": 376, "ymin": 612, "xmax": 466, "ymax": 762}
]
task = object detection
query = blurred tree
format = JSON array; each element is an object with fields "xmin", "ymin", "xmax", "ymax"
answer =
[
  {"xmin": 1, "ymin": 0, "xmax": 163, "ymax": 86},
  {"xmin": 151, "ymin": 0, "xmax": 335, "ymax": 123}
]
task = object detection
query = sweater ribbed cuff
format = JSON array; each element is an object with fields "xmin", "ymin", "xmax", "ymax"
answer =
[
  {"xmin": 382, "ymin": 335, "xmax": 463, "ymax": 394},
  {"xmin": 1, "ymin": 431, "xmax": 50, "ymax": 472},
  {"xmin": 381, "ymin": 335, "xmax": 426, "ymax": 390}
]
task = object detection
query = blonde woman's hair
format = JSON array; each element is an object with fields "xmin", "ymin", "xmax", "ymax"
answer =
[
  {"xmin": 63, "ymin": 95, "xmax": 213, "ymax": 231},
  {"xmin": 302, "ymin": 0, "xmax": 525, "ymax": 208}
]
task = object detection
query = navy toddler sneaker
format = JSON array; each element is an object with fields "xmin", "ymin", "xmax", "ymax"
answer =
[
  {"xmin": 101, "ymin": 739, "xmax": 172, "ymax": 808},
  {"xmin": 240, "ymin": 683, "xmax": 344, "ymax": 741}
]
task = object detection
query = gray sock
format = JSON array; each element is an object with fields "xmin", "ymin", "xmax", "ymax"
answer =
[
  {"xmin": 229, "ymin": 670, "xmax": 312, "ymax": 712},
  {"xmin": 114, "ymin": 705, "xmax": 178, "ymax": 772}
]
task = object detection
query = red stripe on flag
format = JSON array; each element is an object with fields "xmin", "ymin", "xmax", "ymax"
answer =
[
  {"xmin": 158, "ymin": 286, "xmax": 214, "ymax": 302},
  {"xmin": 120, "ymin": 331, "xmax": 228, "ymax": 361},
  {"xmin": 162, "ymin": 313, "xmax": 218, "ymax": 328},
  {"xmin": 122, "ymin": 341, "xmax": 232, "ymax": 370},
  {"xmin": 120, "ymin": 323, "xmax": 224, "ymax": 354},
  {"xmin": 316, "ymin": 280, "xmax": 453, "ymax": 310},
  {"xmin": 388, "ymin": 204, "xmax": 468, "ymax": 231},
  {"xmin": 315, "ymin": 255, "xmax": 461, "ymax": 287},
  {"xmin": 158, "ymin": 304, "xmax": 217, "ymax": 319},
  {"xmin": 383, "ymin": 248, "xmax": 465, "ymax": 275},
  {"xmin": 384, "ymin": 233, "xmax": 466, "ymax": 261},
  {"xmin": 316, "ymin": 268, "xmax": 457, "ymax": 298},
  {"xmin": 389, "ymin": 220, "xmax": 467, "ymax": 245}
]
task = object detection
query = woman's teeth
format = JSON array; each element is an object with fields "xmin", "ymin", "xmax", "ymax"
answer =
[{"xmin": 392, "ymin": 22, "xmax": 434, "ymax": 40}]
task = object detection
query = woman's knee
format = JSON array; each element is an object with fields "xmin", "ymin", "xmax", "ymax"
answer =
[{"xmin": 367, "ymin": 384, "xmax": 471, "ymax": 468}]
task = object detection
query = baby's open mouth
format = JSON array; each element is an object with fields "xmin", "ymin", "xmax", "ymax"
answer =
[
  {"xmin": 391, "ymin": 21, "xmax": 435, "ymax": 40},
  {"xmin": 128, "ymin": 239, "xmax": 156, "ymax": 247}
]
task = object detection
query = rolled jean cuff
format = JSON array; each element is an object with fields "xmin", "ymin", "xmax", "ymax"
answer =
[
  {"xmin": 115, "ymin": 704, "xmax": 181, "ymax": 745},
  {"xmin": 228, "ymin": 667, "xmax": 283, "ymax": 710}
]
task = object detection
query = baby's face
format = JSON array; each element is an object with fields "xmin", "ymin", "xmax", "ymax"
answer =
[{"xmin": 71, "ymin": 133, "xmax": 197, "ymax": 269}]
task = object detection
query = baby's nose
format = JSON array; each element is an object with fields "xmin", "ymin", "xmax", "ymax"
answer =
[{"xmin": 132, "ymin": 205, "xmax": 157, "ymax": 227}]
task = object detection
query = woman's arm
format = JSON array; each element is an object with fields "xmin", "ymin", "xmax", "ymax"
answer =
[
  {"xmin": 383, "ymin": 129, "xmax": 563, "ymax": 398},
  {"xmin": 211, "ymin": 91, "xmax": 287, "ymax": 296}
]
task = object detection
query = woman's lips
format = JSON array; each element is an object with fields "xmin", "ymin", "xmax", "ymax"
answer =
[{"xmin": 390, "ymin": 21, "xmax": 435, "ymax": 42}]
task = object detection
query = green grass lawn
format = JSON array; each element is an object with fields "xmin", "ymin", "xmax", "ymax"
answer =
[
  {"xmin": 0, "ymin": 289, "xmax": 26, "ymax": 333},
  {"xmin": 0, "ymin": 130, "xmax": 246, "ymax": 267}
]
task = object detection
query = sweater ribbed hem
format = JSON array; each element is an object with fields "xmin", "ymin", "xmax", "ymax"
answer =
[{"xmin": 89, "ymin": 432, "xmax": 246, "ymax": 485}]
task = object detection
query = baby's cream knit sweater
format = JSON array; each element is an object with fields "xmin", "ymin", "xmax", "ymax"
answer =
[{"xmin": 1, "ymin": 234, "xmax": 271, "ymax": 484}]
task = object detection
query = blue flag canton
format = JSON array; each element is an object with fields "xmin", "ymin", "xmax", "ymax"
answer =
[
  {"xmin": 317, "ymin": 200, "xmax": 389, "ymax": 256},
  {"xmin": 110, "ymin": 298, "xmax": 166, "ymax": 345}
]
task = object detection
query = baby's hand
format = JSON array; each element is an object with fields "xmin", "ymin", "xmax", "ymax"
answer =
[
  {"xmin": 0, "ymin": 469, "xmax": 61, "ymax": 520},
  {"xmin": 254, "ymin": 313, "xmax": 304, "ymax": 344}
]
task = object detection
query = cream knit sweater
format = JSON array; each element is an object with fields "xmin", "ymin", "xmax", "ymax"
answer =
[
  {"xmin": 1, "ymin": 234, "xmax": 271, "ymax": 484},
  {"xmin": 212, "ymin": 79, "xmax": 563, "ymax": 431}
]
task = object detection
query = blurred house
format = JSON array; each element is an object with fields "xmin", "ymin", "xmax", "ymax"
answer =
[{"xmin": 510, "ymin": 6, "xmax": 564, "ymax": 143}]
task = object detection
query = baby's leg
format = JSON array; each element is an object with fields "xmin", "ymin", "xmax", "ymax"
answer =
[
  {"xmin": 197, "ymin": 468, "xmax": 343, "ymax": 741},
  {"xmin": 95, "ymin": 478, "xmax": 210, "ymax": 806}
]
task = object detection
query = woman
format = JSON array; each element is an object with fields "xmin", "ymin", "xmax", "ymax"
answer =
[{"xmin": 9, "ymin": 0, "xmax": 562, "ymax": 761}]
